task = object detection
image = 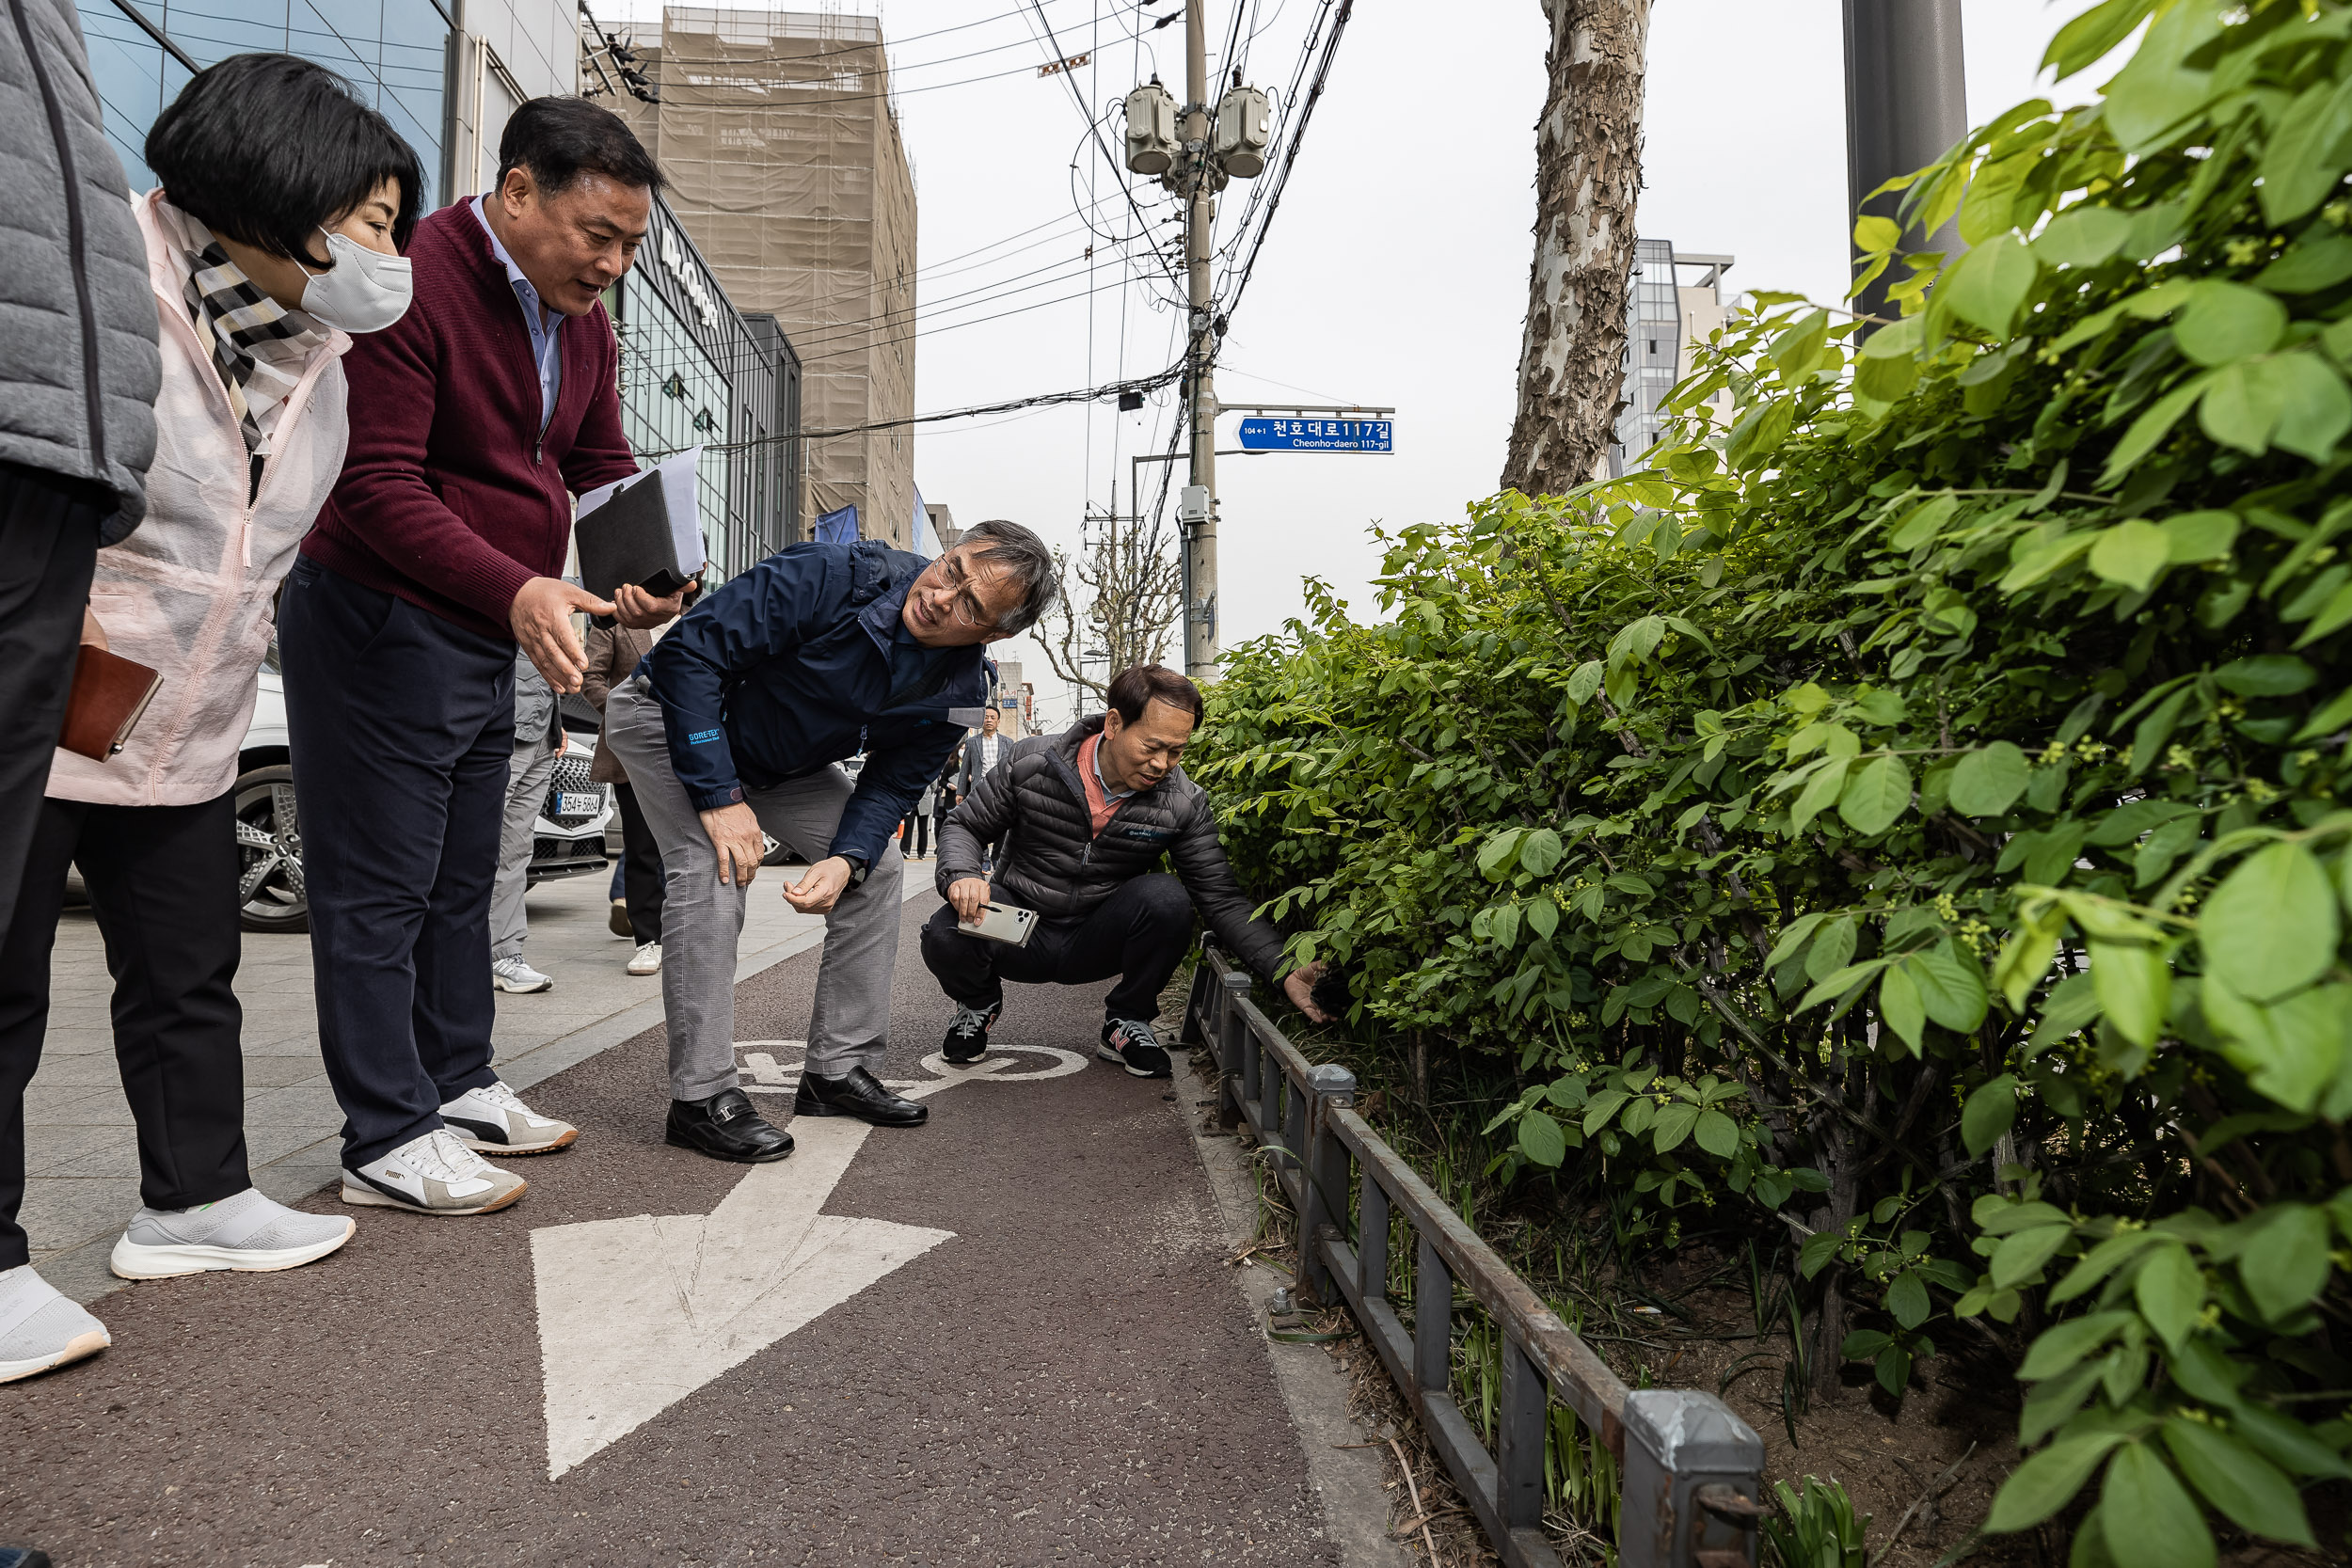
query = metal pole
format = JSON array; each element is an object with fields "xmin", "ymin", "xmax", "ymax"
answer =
[
  {"xmin": 1183, "ymin": 0, "xmax": 1218, "ymax": 680},
  {"xmin": 1842, "ymin": 0, "xmax": 1967, "ymax": 328}
]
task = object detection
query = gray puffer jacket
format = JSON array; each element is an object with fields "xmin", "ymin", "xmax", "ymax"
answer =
[
  {"xmin": 936, "ymin": 716, "xmax": 1287, "ymax": 980},
  {"xmin": 1, "ymin": 0, "xmax": 160, "ymax": 539}
]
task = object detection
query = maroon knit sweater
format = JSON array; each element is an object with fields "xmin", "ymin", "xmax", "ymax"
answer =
[{"xmin": 303, "ymin": 201, "xmax": 639, "ymax": 640}]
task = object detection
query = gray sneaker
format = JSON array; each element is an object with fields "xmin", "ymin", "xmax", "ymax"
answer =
[
  {"xmin": 109, "ymin": 1187, "xmax": 356, "ymax": 1280},
  {"xmin": 0, "ymin": 1264, "xmax": 109, "ymax": 1384}
]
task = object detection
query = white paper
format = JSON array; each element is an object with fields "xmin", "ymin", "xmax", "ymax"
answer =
[{"xmin": 574, "ymin": 448, "xmax": 707, "ymax": 578}]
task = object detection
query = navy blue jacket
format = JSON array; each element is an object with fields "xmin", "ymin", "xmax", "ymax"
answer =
[{"xmin": 640, "ymin": 541, "xmax": 985, "ymax": 866}]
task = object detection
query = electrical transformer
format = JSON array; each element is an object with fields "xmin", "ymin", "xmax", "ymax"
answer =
[
  {"xmin": 1212, "ymin": 87, "xmax": 1273, "ymax": 178},
  {"xmin": 1179, "ymin": 485, "xmax": 1212, "ymax": 525},
  {"xmin": 1123, "ymin": 81, "xmax": 1179, "ymax": 176}
]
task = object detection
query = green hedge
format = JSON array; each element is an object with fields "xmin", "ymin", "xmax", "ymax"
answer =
[{"xmin": 1193, "ymin": 3, "xmax": 2352, "ymax": 1560}]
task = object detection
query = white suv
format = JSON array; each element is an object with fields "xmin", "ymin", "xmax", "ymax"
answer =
[{"xmin": 230, "ymin": 652, "xmax": 613, "ymax": 934}]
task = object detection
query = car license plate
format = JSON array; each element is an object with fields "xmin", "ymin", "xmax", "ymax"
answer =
[{"xmin": 557, "ymin": 791, "xmax": 603, "ymax": 816}]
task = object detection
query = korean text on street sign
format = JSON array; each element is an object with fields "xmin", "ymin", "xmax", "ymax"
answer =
[{"xmin": 1236, "ymin": 417, "xmax": 1393, "ymax": 452}]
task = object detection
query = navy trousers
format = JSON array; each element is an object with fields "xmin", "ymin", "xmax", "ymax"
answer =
[{"xmin": 278, "ymin": 558, "xmax": 514, "ymax": 1167}]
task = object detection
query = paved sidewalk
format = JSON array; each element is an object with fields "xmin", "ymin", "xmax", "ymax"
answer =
[
  {"xmin": 22, "ymin": 863, "xmax": 930, "ymax": 1303},
  {"xmin": 3, "ymin": 898, "xmax": 1345, "ymax": 1567}
]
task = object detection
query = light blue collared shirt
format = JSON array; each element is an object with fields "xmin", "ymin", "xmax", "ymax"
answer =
[{"xmin": 471, "ymin": 196, "xmax": 562, "ymax": 430}]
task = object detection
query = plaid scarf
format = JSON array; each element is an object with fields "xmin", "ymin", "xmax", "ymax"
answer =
[{"xmin": 155, "ymin": 199, "xmax": 324, "ymax": 457}]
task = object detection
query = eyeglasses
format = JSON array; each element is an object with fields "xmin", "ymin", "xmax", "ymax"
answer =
[{"xmin": 934, "ymin": 553, "xmax": 996, "ymax": 631}]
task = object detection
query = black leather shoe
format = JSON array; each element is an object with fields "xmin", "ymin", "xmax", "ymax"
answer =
[
  {"xmin": 666, "ymin": 1088, "xmax": 795, "ymax": 1163},
  {"xmin": 793, "ymin": 1066, "xmax": 929, "ymax": 1127}
]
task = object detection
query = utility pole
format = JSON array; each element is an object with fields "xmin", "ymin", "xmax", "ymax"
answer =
[
  {"xmin": 1843, "ymin": 0, "xmax": 1966, "ymax": 327},
  {"xmin": 1181, "ymin": 0, "xmax": 1217, "ymax": 681}
]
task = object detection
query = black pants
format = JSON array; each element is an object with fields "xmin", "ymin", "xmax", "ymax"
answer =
[
  {"xmin": 1, "ymin": 793, "xmax": 248, "ymax": 1271},
  {"xmin": 614, "ymin": 781, "xmax": 663, "ymax": 944},
  {"xmin": 278, "ymin": 558, "xmax": 512, "ymax": 1168},
  {"xmin": 918, "ymin": 872, "xmax": 1194, "ymax": 1023},
  {"xmin": 900, "ymin": 810, "xmax": 930, "ymax": 858},
  {"xmin": 0, "ymin": 463, "xmax": 105, "ymax": 941}
]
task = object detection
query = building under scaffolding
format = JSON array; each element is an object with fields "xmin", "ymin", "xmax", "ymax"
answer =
[{"xmin": 600, "ymin": 6, "xmax": 918, "ymax": 548}]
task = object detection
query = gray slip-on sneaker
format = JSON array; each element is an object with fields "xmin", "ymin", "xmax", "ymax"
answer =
[
  {"xmin": 0, "ymin": 1264, "xmax": 109, "ymax": 1384},
  {"xmin": 109, "ymin": 1187, "xmax": 356, "ymax": 1279}
]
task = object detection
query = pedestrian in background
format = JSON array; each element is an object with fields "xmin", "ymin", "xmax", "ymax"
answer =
[
  {"xmin": 3, "ymin": 53, "xmax": 418, "ymax": 1383},
  {"xmin": 957, "ymin": 702, "xmax": 1010, "ymax": 871},
  {"xmin": 0, "ymin": 0, "xmax": 158, "ymax": 942},
  {"xmin": 899, "ymin": 772, "xmax": 937, "ymax": 860},
  {"xmin": 279, "ymin": 97, "xmax": 682, "ymax": 1219},
  {"xmin": 487, "ymin": 651, "xmax": 562, "ymax": 994},
  {"xmin": 584, "ymin": 603, "xmax": 691, "ymax": 978}
]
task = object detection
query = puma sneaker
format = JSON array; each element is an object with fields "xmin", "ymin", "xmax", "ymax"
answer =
[
  {"xmin": 342, "ymin": 1129, "xmax": 526, "ymax": 1215},
  {"xmin": 109, "ymin": 1187, "xmax": 355, "ymax": 1278},
  {"xmin": 1099, "ymin": 1017, "xmax": 1172, "ymax": 1079},
  {"xmin": 439, "ymin": 1080, "xmax": 579, "ymax": 1155},
  {"xmin": 0, "ymin": 1265, "xmax": 109, "ymax": 1384}
]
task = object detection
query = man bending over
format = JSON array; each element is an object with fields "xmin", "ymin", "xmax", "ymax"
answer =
[
  {"xmin": 922, "ymin": 664, "xmax": 1327, "ymax": 1079},
  {"xmin": 604, "ymin": 522, "xmax": 1056, "ymax": 1162}
]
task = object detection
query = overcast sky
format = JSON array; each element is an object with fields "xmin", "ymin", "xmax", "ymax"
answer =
[{"xmin": 615, "ymin": 0, "xmax": 2111, "ymax": 725}]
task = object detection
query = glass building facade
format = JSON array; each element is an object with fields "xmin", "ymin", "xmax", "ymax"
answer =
[{"xmin": 77, "ymin": 0, "xmax": 453, "ymax": 207}]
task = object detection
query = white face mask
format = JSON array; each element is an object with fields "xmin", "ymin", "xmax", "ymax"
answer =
[{"xmin": 298, "ymin": 227, "xmax": 413, "ymax": 334}]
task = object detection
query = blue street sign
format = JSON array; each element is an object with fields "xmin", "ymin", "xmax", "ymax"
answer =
[{"xmin": 1236, "ymin": 416, "xmax": 1393, "ymax": 452}]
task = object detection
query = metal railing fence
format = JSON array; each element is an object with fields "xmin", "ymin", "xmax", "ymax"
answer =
[{"xmin": 1182, "ymin": 951, "xmax": 1766, "ymax": 1568}]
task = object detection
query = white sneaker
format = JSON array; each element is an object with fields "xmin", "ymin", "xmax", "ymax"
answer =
[
  {"xmin": 109, "ymin": 1187, "xmax": 355, "ymax": 1279},
  {"xmin": 440, "ymin": 1080, "xmax": 579, "ymax": 1155},
  {"xmin": 342, "ymin": 1129, "xmax": 527, "ymax": 1215},
  {"xmin": 491, "ymin": 955, "xmax": 554, "ymax": 993},
  {"xmin": 627, "ymin": 941, "xmax": 662, "ymax": 976},
  {"xmin": 0, "ymin": 1264, "xmax": 109, "ymax": 1383}
]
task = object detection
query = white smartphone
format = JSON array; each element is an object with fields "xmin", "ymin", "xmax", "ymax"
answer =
[{"xmin": 964, "ymin": 901, "xmax": 1039, "ymax": 947}]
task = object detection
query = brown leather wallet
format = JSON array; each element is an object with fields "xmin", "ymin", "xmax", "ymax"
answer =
[{"xmin": 58, "ymin": 644, "xmax": 164, "ymax": 761}]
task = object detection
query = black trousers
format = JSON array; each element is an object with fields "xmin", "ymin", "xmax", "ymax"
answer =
[
  {"xmin": 0, "ymin": 462, "xmax": 105, "ymax": 941},
  {"xmin": 918, "ymin": 872, "xmax": 1194, "ymax": 1023},
  {"xmin": 1, "ymin": 793, "xmax": 248, "ymax": 1270},
  {"xmin": 614, "ymin": 781, "xmax": 663, "ymax": 944},
  {"xmin": 278, "ymin": 558, "xmax": 512, "ymax": 1168},
  {"xmin": 899, "ymin": 810, "xmax": 930, "ymax": 857}
]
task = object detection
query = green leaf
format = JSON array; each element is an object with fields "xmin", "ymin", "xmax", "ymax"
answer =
[
  {"xmin": 1853, "ymin": 215, "xmax": 1902, "ymax": 253},
  {"xmin": 1490, "ymin": 903, "xmax": 1520, "ymax": 948},
  {"xmin": 1804, "ymin": 915, "xmax": 1858, "ymax": 983},
  {"xmin": 2239, "ymin": 1204, "xmax": 2332, "ymax": 1323},
  {"xmin": 1837, "ymin": 752, "xmax": 1914, "ymax": 837},
  {"xmin": 1944, "ymin": 233, "xmax": 2042, "ymax": 337},
  {"xmin": 2090, "ymin": 940, "xmax": 2170, "ymax": 1050},
  {"xmin": 1650, "ymin": 1101, "xmax": 1699, "ymax": 1153},
  {"xmin": 2201, "ymin": 842, "xmax": 2340, "ymax": 1003},
  {"xmin": 1693, "ymin": 1108, "xmax": 1740, "ymax": 1159},
  {"xmin": 1853, "ymin": 345, "xmax": 1919, "ymax": 403},
  {"xmin": 1477, "ymin": 829, "xmax": 1526, "ymax": 881},
  {"xmin": 1789, "ymin": 756, "xmax": 1851, "ymax": 833},
  {"xmin": 2101, "ymin": 1441, "xmax": 2216, "ymax": 1568},
  {"xmin": 1769, "ymin": 309, "xmax": 1831, "ymax": 382},
  {"xmin": 2202, "ymin": 977, "xmax": 2350, "ymax": 1115},
  {"xmin": 2018, "ymin": 1309, "xmax": 2133, "ymax": 1379},
  {"xmin": 1764, "ymin": 912, "xmax": 1827, "ymax": 970},
  {"xmin": 2052, "ymin": 1230, "xmax": 2160, "ymax": 1305},
  {"xmin": 1949, "ymin": 741, "xmax": 2030, "ymax": 816},
  {"xmin": 2174, "ymin": 281, "xmax": 2288, "ymax": 368},
  {"xmin": 2162, "ymin": 510, "xmax": 2239, "ymax": 563},
  {"xmin": 2162, "ymin": 1419, "xmax": 2316, "ymax": 1548},
  {"xmin": 2271, "ymin": 355, "xmax": 2352, "ymax": 464},
  {"xmin": 1992, "ymin": 1223, "xmax": 2072, "ymax": 1289},
  {"xmin": 1524, "ymin": 898, "xmax": 1559, "ymax": 942},
  {"xmin": 2199, "ymin": 359, "xmax": 2288, "ymax": 455},
  {"xmin": 1608, "ymin": 615, "xmax": 1667, "ymax": 670},
  {"xmin": 1912, "ymin": 942, "xmax": 1990, "ymax": 1033},
  {"xmin": 1963, "ymin": 1074, "xmax": 2020, "ymax": 1158},
  {"xmin": 2212, "ymin": 655, "xmax": 2314, "ymax": 696},
  {"xmin": 1519, "ymin": 827, "xmax": 1565, "ymax": 877},
  {"xmin": 1880, "ymin": 962, "xmax": 1927, "ymax": 1053},
  {"xmin": 1581, "ymin": 1088, "xmax": 1630, "ymax": 1136},
  {"xmin": 2034, "ymin": 204, "xmax": 2134, "ymax": 268},
  {"xmin": 1517, "ymin": 1108, "xmax": 1566, "ymax": 1167},
  {"xmin": 2089, "ymin": 518, "xmax": 2172, "ymax": 594},
  {"xmin": 1987, "ymin": 1431, "xmax": 2127, "ymax": 1531},
  {"xmin": 1565, "ymin": 659, "xmax": 1603, "ymax": 705},
  {"xmin": 1886, "ymin": 1268, "xmax": 1931, "ymax": 1329},
  {"xmin": 2042, "ymin": 0, "xmax": 2155, "ymax": 80},
  {"xmin": 2257, "ymin": 73, "xmax": 2352, "ymax": 226},
  {"xmin": 2254, "ymin": 236, "xmax": 2352, "ymax": 295},
  {"xmin": 2134, "ymin": 1243, "xmax": 2201, "ymax": 1353},
  {"xmin": 2101, "ymin": 374, "xmax": 2213, "ymax": 485}
]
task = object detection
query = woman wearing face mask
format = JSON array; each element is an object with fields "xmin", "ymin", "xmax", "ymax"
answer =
[{"xmin": 0, "ymin": 55, "xmax": 421, "ymax": 1383}]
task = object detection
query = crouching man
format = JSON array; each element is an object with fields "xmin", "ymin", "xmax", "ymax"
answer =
[
  {"xmin": 604, "ymin": 522, "xmax": 1057, "ymax": 1161},
  {"xmin": 921, "ymin": 664, "xmax": 1328, "ymax": 1079}
]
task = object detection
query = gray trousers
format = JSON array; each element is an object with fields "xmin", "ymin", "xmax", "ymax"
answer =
[
  {"xmin": 490, "ymin": 730, "xmax": 561, "ymax": 960},
  {"xmin": 604, "ymin": 680, "xmax": 904, "ymax": 1100}
]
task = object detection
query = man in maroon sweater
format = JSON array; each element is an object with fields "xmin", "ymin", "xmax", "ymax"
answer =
[{"xmin": 279, "ymin": 99, "xmax": 681, "ymax": 1216}]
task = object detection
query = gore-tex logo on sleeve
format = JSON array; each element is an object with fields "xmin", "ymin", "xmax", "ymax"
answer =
[{"xmin": 688, "ymin": 728, "xmax": 723, "ymax": 745}]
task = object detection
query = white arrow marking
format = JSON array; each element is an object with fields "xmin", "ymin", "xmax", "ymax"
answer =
[{"xmin": 532, "ymin": 1045, "xmax": 1086, "ymax": 1479}]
